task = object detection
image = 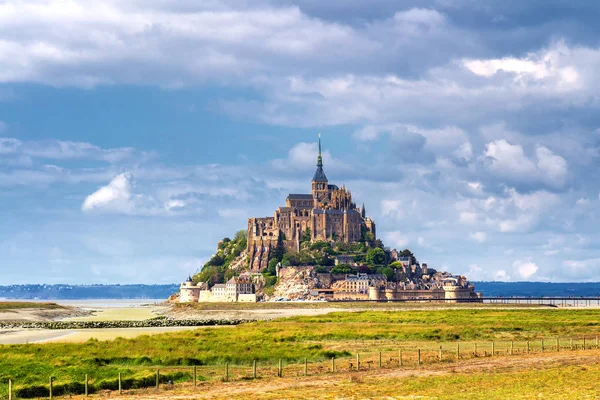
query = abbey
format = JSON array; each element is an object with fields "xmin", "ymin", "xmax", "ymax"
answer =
[{"xmin": 247, "ymin": 136, "xmax": 376, "ymax": 271}]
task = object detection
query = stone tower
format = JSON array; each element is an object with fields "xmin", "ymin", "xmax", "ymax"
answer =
[{"xmin": 312, "ymin": 134, "xmax": 329, "ymax": 205}]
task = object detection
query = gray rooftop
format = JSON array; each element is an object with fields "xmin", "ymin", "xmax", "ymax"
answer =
[{"xmin": 287, "ymin": 194, "xmax": 313, "ymax": 200}]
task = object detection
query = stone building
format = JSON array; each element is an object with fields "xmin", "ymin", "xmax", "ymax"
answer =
[
  {"xmin": 247, "ymin": 136, "xmax": 376, "ymax": 271},
  {"xmin": 179, "ymin": 274, "xmax": 257, "ymax": 303}
]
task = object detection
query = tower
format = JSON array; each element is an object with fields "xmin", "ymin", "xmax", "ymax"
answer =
[{"xmin": 312, "ymin": 134, "xmax": 328, "ymax": 204}]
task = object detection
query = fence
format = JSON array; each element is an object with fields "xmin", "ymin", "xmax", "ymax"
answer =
[{"xmin": 2, "ymin": 335, "xmax": 599, "ymax": 399}]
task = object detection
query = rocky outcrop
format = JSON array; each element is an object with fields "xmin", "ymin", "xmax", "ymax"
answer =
[{"xmin": 270, "ymin": 266, "xmax": 320, "ymax": 300}]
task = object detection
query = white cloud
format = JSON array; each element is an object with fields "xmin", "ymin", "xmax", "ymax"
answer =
[
  {"xmin": 535, "ymin": 146, "xmax": 567, "ymax": 184},
  {"xmin": 513, "ymin": 259, "xmax": 539, "ymax": 279},
  {"xmin": 381, "ymin": 199, "xmax": 404, "ymax": 220},
  {"xmin": 0, "ymin": 137, "xmax": 151, "ymax": 163},
  {"xmin": 494, "ymin": 269, "xmax": 511, "ymax": 281},
  {"xmin": 82, "ymin": 172, "xmax": 135, "ymax": 213},
  {"xmin": 383, "ymin": 231, "xmax": 409, "ymax": 249},
  {"xmin": 272, "ymin": 141, "xmax": 339, "ymax": 172},
  {"xmin": 463, "ymin": 42, "xmax": 582, "ymax": 90},
  {"xmin": 469, "ymin": 231, "xmax": 487, "ymax": 243},
  {"xmin": 459, "ymin": 211, "xmax": 478, "ymax": 224},
  {"xmin": 484, "ymin": 139, "xmax": 567, "ymax": 188},
  {"xmin": 484, "ymin": 139, "xmax": 537, "ymax": 179}
]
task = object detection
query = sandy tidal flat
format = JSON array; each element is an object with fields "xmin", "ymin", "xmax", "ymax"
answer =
[{"xmin": 0, "ymin": 326, "xmax": 210, "ymax": 345}]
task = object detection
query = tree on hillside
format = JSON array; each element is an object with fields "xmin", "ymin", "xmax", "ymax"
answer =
[
  {"xmin": 381, "ymin": 266, "xmax": 395, "ymax": 281},
  {"xmin": 366, "ymin": 247, "xmax": 386, "ymax": 265},
  {"xmin": 300, "ymin": 228, "xmax": 312, "ymax": 246},
  {"xmin": 399, "ymin": 249, "xmax": 417, "ymax": 265}
]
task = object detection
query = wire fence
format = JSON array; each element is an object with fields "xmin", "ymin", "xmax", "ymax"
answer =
[{"xmin": 2, "ymin": 335, "xmax": 599, "ymax": 399}]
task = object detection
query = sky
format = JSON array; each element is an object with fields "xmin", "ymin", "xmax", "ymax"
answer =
[{"xmin": 2, "ymin": 0, "xmax": 600, "ymax": 284}]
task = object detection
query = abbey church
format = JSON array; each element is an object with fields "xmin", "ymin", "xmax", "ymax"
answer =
[{"xmin": 247, "ymin": 136, "xmax": 376, "ymax": 271}]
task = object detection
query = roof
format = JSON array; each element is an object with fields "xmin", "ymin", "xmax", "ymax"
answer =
[
  {"xmin": 287, "ymin": 194, "xmax": 313, "ymax": 200},
  {"xmin": 312, "ymin": 166, "xmax": 328, "ymax": 182},
  {"xmin": 212, "ymin": 284, "xmax": 226, "ymax": 288}
]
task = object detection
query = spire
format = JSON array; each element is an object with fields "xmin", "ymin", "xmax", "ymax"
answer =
[
  {"xmin": 312, "ymin": 133, "xmax": 328, "ymax": 182},
  {"xmin": 317, "ymin": 133, "xmax": 323, "ymax": 168},
  {"xmin": 361, "ymin": 203, "xmax": 366, "ymax": 218}
]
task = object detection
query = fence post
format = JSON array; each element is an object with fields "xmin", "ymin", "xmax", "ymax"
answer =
[
  {"xmin": 379, "ymin": 352, "xmax": 382, "ymax": 368},
  {"xmin": 49, "ymin": 376, "xmax": 53, "ymax": 400},
  {"xmin": 8, "ymin": 379, "xmax": 12, "ymax": 400},
  {"xmin": 439, "ymin": 346, "xmax": 442, "ymax": 362},
  {"xmin": 596, "ymin": 336, "xmax": 599, "ymax": 349},
  {"xmin": 510, "ymin": 341, "xmax": 513, "ymax": 356},
  {"xmin": 527, "ymin": 341, "xmax": 530, "ymax": 353},
  {"xmin": 474, "ymin": 343, "xmax": 477, "ymax": 357},
  {"xmin": 570, "ymin": 338, "xmax": 573, "ymax": 350},
  {"xmin": 583, "ymin": 337, "xmax": 586, "ymax": 350},
  {"xmin": 491, "ymin": 341, "xmax": 495, "ymax": 356},
  {"xmin": 304, "ymin": 358, "xmax": 308, "ymax": 376},
  {"xmin": 193, "ymin": 366, "xmax": 197, "ymax": 386},
  {"xmin": 85, "ymin": 374, "xmax": 88, "ymax": 397},
  {"xmin": 556, "ymin": 338, "xmax": 559, "ymax": 352},
  {"xmin": 331, "ymin": 357, "xmax": 335, "ymax": 373},
  {"xmin": 225, "ymin": 362, "xmax": 229, "ymax": 381},
  {"xmin": 278, "ymin": 359, "xmax": 282, "ymax": 378},
  {"xmin": 156, "ymin": 369, "xmax": 160, "ymax": 391},
  {"xmin": 253, "ymin": 360, "xmax": 257, "ymax": 379},
  {"xmin": 541, "ymin": 339, "xmax": 544, "ymax": 353},
  {"xmin": 118, "ymin": 372, "xmax": 122, "ymax": 394},
  {"xmin": 417, "ymin": 349, "xmax": 421, "ymax": 366},
  {"xmin": 399, "ymin": 350, "xmax": 403, "ymax": 367},
  {"xmin": 457, "ymin": 344, "xmax": 460, "ymax": 361}
]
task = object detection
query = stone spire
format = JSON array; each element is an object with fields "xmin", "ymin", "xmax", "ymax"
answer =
[
  {"xmin": 361, "ymin": 203, "xmax": 366, "ymax": 218},
  {"xmin": 317, "ymin": 133, "xmax": 323, "ymax": 168},
  {"xmin": 312, "ymin": 134, "xmax": 328, "ymax": 182}
]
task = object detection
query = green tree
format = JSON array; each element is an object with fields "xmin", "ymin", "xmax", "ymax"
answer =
[
  {"xmin": 381, "ymin": 266, "xmax": 395, "ymax": 281},
  {"xmin": 267, "ymin": 258, "xmax": 279, "ymax": 276},
  {"xmin": 300, "ymin": 228, "xmax": 312, "ymax": 245},
  {"xmin": 399, "ymin": 249, "xmax": 416, "ymax": 265},
  {"xmin": 366, "ymin": 247, "xmax": 386, "ymax": 265},
  {"xmin": 331, "ymin": 265, "xmax": 355, "ymax": 274}
]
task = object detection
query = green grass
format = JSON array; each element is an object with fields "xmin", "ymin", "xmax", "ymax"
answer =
[
  {"xmin": 1, "ymin": 308, "xmax": 600, "ymax": 398},
  {"xmin": 0, "ymin": 302, "xmax": 64, "ymax": 313}
]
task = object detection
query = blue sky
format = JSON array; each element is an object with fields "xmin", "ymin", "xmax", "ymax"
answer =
[{"xmin": 2, "ymin": 0, "xmax": 600, "ymax": 284}]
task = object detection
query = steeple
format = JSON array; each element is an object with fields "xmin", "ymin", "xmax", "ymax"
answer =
[
  {"xmin": 312, "ymin": 134, "xmax": 328, "ymax": 182},
  {"xmin": 317, "ymin": 134, "xmax": 323, "ymax": 168},
  {"xmin": 361, "ymin": 203, "xmax": 366, "ymax": 218}
]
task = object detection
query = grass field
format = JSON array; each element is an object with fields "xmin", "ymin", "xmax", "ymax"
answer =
[
  {"xmin": 1, "ymin": 308, "xmax": 600, "ymax": 398},
  {"xmin": 101, "ymin": 352, "xmax": 600, "ymax": 399},
  {"xmin": 0, "ymin": 302, "xmax": 64, "ymax": 312}
]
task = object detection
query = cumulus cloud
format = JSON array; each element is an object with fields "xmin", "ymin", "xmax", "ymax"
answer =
[
  {"xmin": 0, "ymin": 137, "xmax": 151, "ymax": 164},
  {"xmin": 381, "ymin": 199, "xmax": 405, "ymax": 220},
  {"xmin": 463, "ymin": 42, "xmax": 582, "ymax": 91},
  {"xmin": 383, "ymin": 231, "xmax": 410, "ymax": 249},
  {"xmin": 82, "ymin": 173, "xmax": 136, "ymax": 213},
  {"xmin": 469, "ymin": 231, "xmax": 487, "ymax": 243},
  {"xmin": 513, "ymin": 259, "xmax": 539, "ymax": 279},
  {"xmin": 483, "ymin": 140, "xmax": 568, "ymax": 188}
]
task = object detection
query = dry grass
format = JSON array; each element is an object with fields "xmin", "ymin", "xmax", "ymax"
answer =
[{"xmin": 100, "ymin": 350, "xmax": 600, "ymax": 400}]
